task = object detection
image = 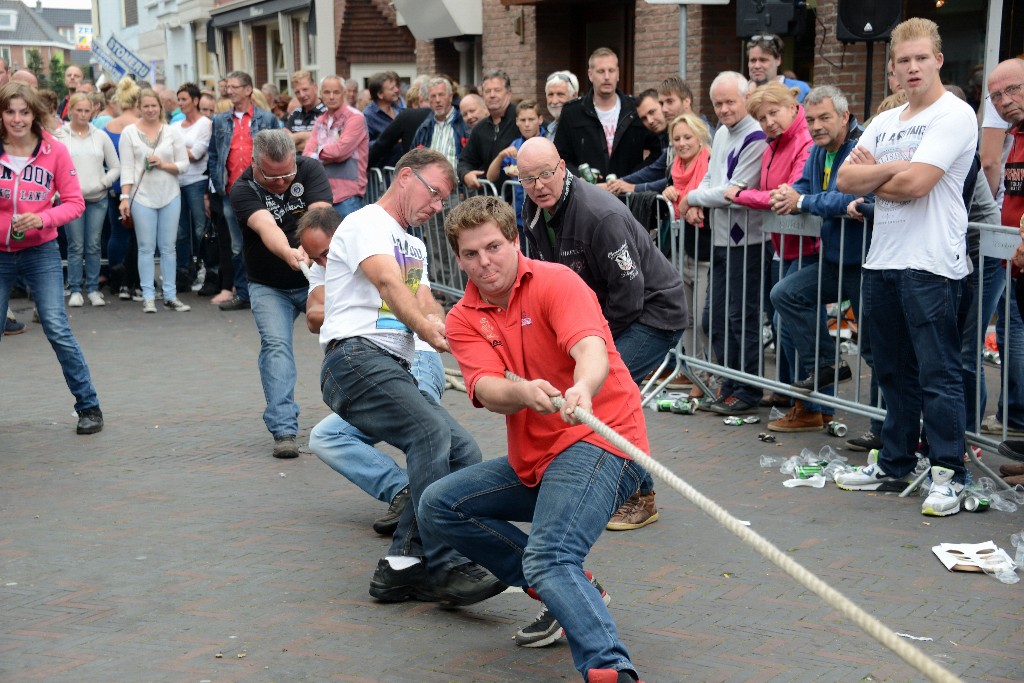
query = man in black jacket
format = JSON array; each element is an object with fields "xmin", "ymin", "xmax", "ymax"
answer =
[
  {"xmin": 518, "ymin": 136, "xmax": 687, "ymax": 534},
  {"xmin": 457, "ymin": 69, "xmax": 518, "ymax": 190},
  {"xmin": 554, "ymin": 48, "xmax": 660, "ymax": 181}
]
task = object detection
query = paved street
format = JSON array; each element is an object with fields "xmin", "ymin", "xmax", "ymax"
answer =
[{"xmin": 2, "ymin": 293, "xmax": 1022, "ymax": 683}]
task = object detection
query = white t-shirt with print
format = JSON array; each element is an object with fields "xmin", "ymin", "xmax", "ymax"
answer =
[
  {"xmin": 596, "ymin": 97, "xmax": 621, "ymax": 157},
  {"xmin": 861, "ymin": 91, "xmax": 977, "ymax": 279},
  {"xmin": 320, "ymin": 203, "xmax": 430, "ymax": 362}
]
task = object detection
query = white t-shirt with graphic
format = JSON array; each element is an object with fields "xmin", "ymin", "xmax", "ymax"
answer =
[
  {"xmin": 596, "ymin": 97, "xmax": 621, "ymax": 157},
  {"xmin": 860, "ymin": 91, "xmax": 977, "ymax": 279},
  {"xmin": 320, "ymin": 203, "xmax": 430, "ymax": 362}
]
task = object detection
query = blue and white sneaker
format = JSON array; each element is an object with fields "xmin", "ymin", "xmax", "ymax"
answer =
[
  {"xmin": 834, "ymin": 449, "xmax": 907, "ymax": 491},
  {"xmin": 921, "ymin": 466, "xmax": 964, "ymax": 517}
]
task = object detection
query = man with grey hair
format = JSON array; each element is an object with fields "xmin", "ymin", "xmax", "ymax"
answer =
[
  {"xmin": 208, "ymin": 69, "xmax": 282, "ymax": 311},
  {"xmin": 544, "ymin": 70, "xmax": 578, "ymax": 141},
  {"xmin": 686, "ymin": 71, "xmax": 768, "ymax": 415},
  {"xmin": 458, "ymin": 68, "xmax": 518, "ymax": 189},
  {"xmin": 767, "ymin": 85, "xmax": 866, "ymax": 432},
  {"xmin": 411, "ymin": 76, "xmax": 468, "ymax": 172},
  {"xmin": 229, "ymin": 129, "xmax": 334, "ymax": 458}
]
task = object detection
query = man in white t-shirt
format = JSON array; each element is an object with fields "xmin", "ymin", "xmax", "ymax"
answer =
[
  {"xmin": 319, "ymin": 147, "xmax": 506, "ymax": 606},
  {"xmin": 834, "ymin": 18, "xmax": 977, "ymax": 517}
]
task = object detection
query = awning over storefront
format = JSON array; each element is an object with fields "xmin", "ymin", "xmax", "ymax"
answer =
[
  {"xmin": 393, "ymin": 0, "xmax": 481, "ymax": 40},
  {"xmin": 209, "ymin": 0, "xmax": 310, "ymax": 28}
]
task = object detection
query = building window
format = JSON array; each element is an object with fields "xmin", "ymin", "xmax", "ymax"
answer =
[
  {"xmin": 0, "ymin": 11, "xmax": 18, "ymax": 31},
  {"xmin": 123, "ymin": 0, "xmax": 138, "ymax": 27}
]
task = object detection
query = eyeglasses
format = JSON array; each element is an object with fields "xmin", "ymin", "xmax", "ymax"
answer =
[
  {"xmin": 988, "ymin": 83, "xmax": 1024, "ymax": 104},
  {"xmin": 256, "ymin": 163, "xmax": 297, "ymax": 181},
  {"xmin": 748, "ymin": 34, "xmax": 781, "ymax": 49},
  {"xmin": 520, "ymin": 160, "xmax": 563, "ymax": 187},
  {"xmin": 412, "ymin": 169, "xmax": 443, "ymax": 202}
]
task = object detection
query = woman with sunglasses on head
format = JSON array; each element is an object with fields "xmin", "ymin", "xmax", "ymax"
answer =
[
  {"xmin": 746, "ymin": 34, "xmax": 810, "ymax": 102},
  {"xmin": 0, "ymin": 81, "xmax": 104, "ymax": 435},
  {"xmin": 118, "ymin": 88, "xmax": 191, "ymax": 313}
]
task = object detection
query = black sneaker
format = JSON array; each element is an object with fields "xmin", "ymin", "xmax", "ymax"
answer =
[
  {"xmin": 515, "ymin": 573, "xmax": 610, "ymax": 647},
  {"xmin": 998, "ymin": 440, "xmax": 1024, "ymax": 464},
  {"xmin": 197, "ymin": 278, "xmax": 220, "ymax": 297},
  {"xmin": 272, "ymin": 435, "xmax": 299, "ymax": 459},
  {"xmin": 368, "ymin": 558, "xmax": 436, "ymax": 602},
  {"xmin": 792, "ymin": 361, "xmax": 853, "ymax": 393},
  {"xmin": 846, "ymin": 431, "xmax": 882, "ymax": 452},
  {"xmin": 219, "ymin": 295, "xmax": 251, "ymax": 311},
  {"xmin": 76, "ymin": 407, "xmax": 104, "ymax": 435},
  {"xmin": 707, "ymin": 395, "xmax": 758, "ymax": 415},
  {"xmin": 373, "ymin": 486, "xmax": 409, "ymax": 535},
  {"xmin": 434, "ymin": 562, "xmax": 507, "ymax": 608}
]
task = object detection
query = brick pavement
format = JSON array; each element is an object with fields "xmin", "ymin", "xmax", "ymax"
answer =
[{"xmin": 2, "ymin": 294, "xmax": 1023, "ymax": 683}]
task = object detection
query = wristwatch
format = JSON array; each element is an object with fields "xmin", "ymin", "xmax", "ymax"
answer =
[{"xmin": 796, "ymin": 194, "xmax": 805, "ymax": 211}]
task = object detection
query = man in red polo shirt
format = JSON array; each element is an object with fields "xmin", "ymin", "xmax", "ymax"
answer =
[{"xmin": 419, "ymin": 196, "xmax": 648, "ymax": 683}]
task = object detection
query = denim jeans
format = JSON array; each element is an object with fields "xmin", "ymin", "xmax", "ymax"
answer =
[
  {"xmin": 309, "ymin": 350, "xmax": 444, "ymax": 503},
  {"xmin": 175, "ymin": 180, "xmax": 208, "ymax": 274},
  {"xmin": 132, "ymin": 196, "xmax": 181, "ymax": 301},
  {"xmin": 249, "ymin": 282, "xmax": 308, "ymax": 438},
  {"xmin": 613, "ymin": 321, "xmax": 680, "ymax": 495},
  {"xmin": 65, "ymin": 197, "xmax": 108, "ymax": 294},
  {"xmin": 321, "ymin": 337, "xmax": 481, "ymax": 575},
  {"xmin": 863, "ymin": 269, "xmax": 967, "ymax": 483},
  {"xmin": 419, "ymin": 443, "xmax": 643, "ymax": 679},
  {"xmin": 704, "ymin": 245, "xmax": 768, "ymax": 405},
  {"xmin": 106, "ymin": 192, "xmax": 130, "ymax": 270},
  {"xmin": 771, "ymin": 259, "xmax": 864, "ymax": 416},
  {"xmin": 333, "ymin": 195, "xmax": 363, "ymax": 220},
  {"xmin": 0, "ymin": 241, "xmax": 99, "ymax": 412},
  {"xmin": 220, "ymin": 195, "xmax": 249, "ymax": 301}
]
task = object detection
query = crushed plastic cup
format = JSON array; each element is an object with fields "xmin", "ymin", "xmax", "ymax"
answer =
[
  {"xmin": 979, "ymin": 555, "xmax": 1020, "ymax": 584},
  {"xmin": 989, "ymin": 491, "xmax": 1019, "ymax": 513},
  {"xmin": 760, "ymin": 455, "xmax": 786, "ymax": 468},
  {"xmin": 823, "ymin": 459, "xmax": 852, "ymax": 477},
  {"xmin": 818, "ymin": 445, "xmax": 842, "ymax": 463},
  {"xmin": 769, "ymin": 406, "xmax": 787, "ymax": 421},
  {"xmin": 1010, "ymin": 484, "xmax": 1024, "ymax": 505},
  {"xmin": 977, "ymin": 477, "xmax": 997, "ymax": 494},
  {"xmin": 783, "ymin": 474, "xmax": 826, "ymax": 488},
  {"xmin": 779, "ymin": 456, "xmax": 802, "ymax": 476}
]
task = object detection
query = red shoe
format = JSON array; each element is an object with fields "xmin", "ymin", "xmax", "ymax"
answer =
[{"xmin": 587, "ymin": 669, "xmax": 643, "ymax": 683}]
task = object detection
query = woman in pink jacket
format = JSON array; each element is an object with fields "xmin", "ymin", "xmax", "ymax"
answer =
[
  {"xmin": 0, "ymin": 82, "xmax": 103, "ymax": 435},
  {"xmin": 727, "ymin": 82, "xmax": 815, "ymax": 416}
]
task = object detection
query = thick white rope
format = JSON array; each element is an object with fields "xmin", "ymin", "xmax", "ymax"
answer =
[{"xmin": 503, "ymin": 370, "xmax": 962, "ymax": 683}]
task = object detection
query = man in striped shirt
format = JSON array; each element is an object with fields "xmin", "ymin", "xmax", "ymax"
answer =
[{"xmin": 411, "ymin": 76, "xmax": 468, "ymax": 173}]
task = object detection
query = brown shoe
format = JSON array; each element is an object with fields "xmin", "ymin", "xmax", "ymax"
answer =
[
  {"xmin": 1004, "ymin": 474, "xmax": 1024, "ymax": 486},
  {"xmin": 1000, "ymin": 463, "xmax": 1024, "ymax": 477},
  {"xmin": 768, "ymin": 400, "xmax": 826, "ymax": 433},
  {"xmin": 606, "ymin": 491, "xmax": 659, "ymax": 531}
]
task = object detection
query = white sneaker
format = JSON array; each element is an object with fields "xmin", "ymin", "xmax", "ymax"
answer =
[
  {"xmin": 87, "ymin": 291, "xmax": 106, "ymax": 307},
  {"xmin": 142, "ymin": 299, "xmax": 157, "ymax": 313},
  {"xmin": 163, "ymin": 299, "xmax": 191, "ymax": 312},
  {"xmin": 67, "ymin": 292, "xmax": 84, "ymax": 307},
  {"xmin": 921, "ymin": 466, "xmax": 964, "ymax": 517},
  {"xmin": 834, "ymin": 449, "xmax": 906, "ymax": 491}
]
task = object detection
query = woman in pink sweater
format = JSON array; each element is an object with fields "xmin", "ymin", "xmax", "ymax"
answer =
[{"xmin": 0, "ymin": 82, "xmax": 103, "ymax": 435}]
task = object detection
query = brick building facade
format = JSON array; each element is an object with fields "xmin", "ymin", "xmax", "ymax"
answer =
[{"xmin": 410, "ymin": 0, "xmax": 999, "ymax": 126}]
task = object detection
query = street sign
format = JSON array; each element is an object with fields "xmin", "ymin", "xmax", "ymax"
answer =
[{"xmin": 105, "ymin": 35, "xmax": 150, "ymax": 79}]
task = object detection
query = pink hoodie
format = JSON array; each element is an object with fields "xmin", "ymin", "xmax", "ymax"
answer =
[
  {"xmin": 1, "ymin": 131, "xmax": 85, "ymax": 252},
  {"xmin": 733, "ymin": 105, "xmax": 815, "ymax": 261}
]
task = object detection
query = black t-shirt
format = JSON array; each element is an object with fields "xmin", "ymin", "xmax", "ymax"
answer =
[
  {"xmin": 230, "ymin": 156, "xmax": 333, "ymax": 289},
  {"xmin": 285, "ymin": 102, "xmax": 327, "ymax": 132}
]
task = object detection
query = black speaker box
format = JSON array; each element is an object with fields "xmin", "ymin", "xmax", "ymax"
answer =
[
  {"xmin": 736, "ymin": 0, "xmax": 805, "ymax": 38},
  {"xmin": 836, "ymin": 0, "xmax": 902, "ymax": 43}
]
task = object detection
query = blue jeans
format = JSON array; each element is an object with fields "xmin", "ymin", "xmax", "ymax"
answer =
[
  {"xmin": 132, "ymin": 196, "xmax": 181, "ymax": 301},
  {"xmin": 309, "ymin": 350, "xmax": 444, "ymax": 503},
  {"xmin": 249, "ymin": 282, "xmax": 308, "ymax": 438},
  {"xmin": 863, "ymin": 269, "xmax": 966, "ymax": 483},
  {"xmin": 333, "ymin": 195, "xmax": 363, "ymax": 220},
  {"xmin": 321, "ymin": 337, "xmax": 481, "ymax": 576},
  {"xmin": 419, "ymin": 443, "xmax": 643, "ymax": 680},
  {"xmin": 771, "ymin": 259, "xmax": 864, "ymax": 416},
  {"xmin": 221, "ymin": 195, "xmax": 249, "ymax": 301},
  {"xmin": 106, "ymin": 193, "xmax": 131, "ymax": 270},
  {"xmin": 65, "ymin": 197, "xmax": 108, "ymax": 294},
  {"xmin": 613, "ymin": 321, "xmax": 680, "ymax": 495},
  {"xmin": 0, "ymin": 240, "xmax": 99, "ymax": 412},
  {"xmin": 175, "ymin": 180, "xmax": 208, "ymax": 273}
]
